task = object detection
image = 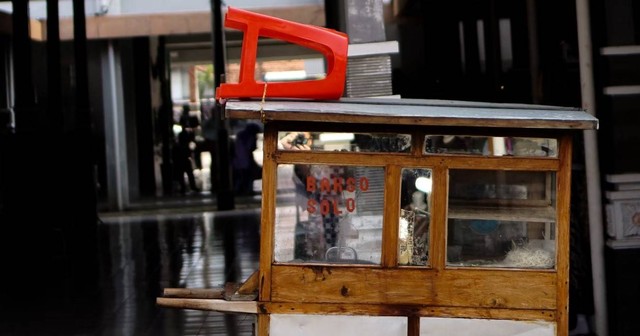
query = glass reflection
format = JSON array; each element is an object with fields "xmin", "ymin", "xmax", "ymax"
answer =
[
  {"xmin": 447, "ymin": 170, "xmax": 557, "ymax": 268},
  {"xmin": 275, "ymin": 164, "xmax": 384, "ymax": 264},
  {"xmin": 425, "ymin": 135, "xmax": 557, "ymax": 157},
  {"xmin": 278, "ymin": 131, "xmax": 411, "ymax": 153},
  {"xmin": 398, "ymin": 168, "xmax": 432, "ymax": 266}
]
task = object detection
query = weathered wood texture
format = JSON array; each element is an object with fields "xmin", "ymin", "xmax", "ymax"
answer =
[
  {"xmin": 555, "ymin": 135, "xmax": 573, "ymax": 336},
  {"xmin": 270, "ymin": 266, "xmax": 557, "ymax": 309},
  {"xmin": 259, "ymin": 125, "xmax": 278, "ymax": 302},
  {"xmin": 162, "ymin": 288, "xmax": 224, "ymax": 299},
  {"xmin": 156, "ymin": 298, "xmax": 258, "ymax": 314}
]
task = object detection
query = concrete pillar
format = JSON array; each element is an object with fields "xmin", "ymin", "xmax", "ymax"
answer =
[{"xmin": 101, "ymin": 41, "xmax": 130, "ymax": 210}]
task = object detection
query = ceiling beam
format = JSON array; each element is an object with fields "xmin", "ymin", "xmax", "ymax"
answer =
[
  {"xmin": 41, "ymin": 5, "xmax": 325, "ymax": 41},
  {"xmin": 0, "ymin": 11, "xmax": 44, "ymax": 40}
]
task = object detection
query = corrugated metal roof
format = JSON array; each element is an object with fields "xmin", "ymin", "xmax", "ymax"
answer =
[{"xmin": 224, "ymin": 97, "xmax": 598, "ymax": 130}]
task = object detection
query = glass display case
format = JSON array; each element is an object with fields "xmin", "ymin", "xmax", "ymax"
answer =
[
  {"xmin": 231, "ymin": 98, "xmax": 597, "ymax": 336},
  {"xmin": 159, "ymin": 97, "xmax": 598, "ymax": 336}
]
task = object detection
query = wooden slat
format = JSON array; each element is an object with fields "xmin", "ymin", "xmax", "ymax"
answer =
[
  {"xmin": 430, "ymin": 166, "xmax": 448, "ymax": 269},
  {"xmin": 275, "ymin": 151, "xmax": 559, "ymax": 171},
  {"xmin": 257, "ymin": 314, "xmax": 270, "ymax": 336},
  {"xmin": 238, "ymin": 270, "xmax": 260, "ymax": 295},
  {"xmin": 439, "ymin": 156, "xmax": 559, "ymax": 170},
  {"xmin": 411, "ymin": 131, "xmax": 424, "ymax": 157},
  {"xmin": 408, "ymin": 315, "xmax": 420, "ymax": 336},
  {"xmin": 259, "ymin": 125, "xmax": 278, "ymax": 302},
  {"xmin": 271, "ymin": 266, "xmax": 556, "ymax": 309},
  {"xmin": 261, "ymin": 302, "xmax": 556, "ymax": 321},
  {"xmin": 448, "ymin": 205, "xmax": 556, "ymax": 222},
  {"xmin": 162, "ymin": 287, "xmax": 224, "ymax": 299},
  {"xmin": 555, "ymin": 135, "xmax": 573, "ymax": 336},
  {"xmin": 156, "ymin": 298, "xmax": 258, "ymax": 314},
  {"xmin": 382, "ymin": 165, "xmax": 401, "ymax": 267},
  {"xmin": 275, "ymin": 151, "xmax": 407, "ymax": 166}
]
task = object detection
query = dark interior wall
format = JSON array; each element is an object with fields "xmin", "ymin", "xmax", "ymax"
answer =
[
  {"xmin": 393, "ymin": 0, "xmax": 577, "ymax": 105},
  {"xmin": 118, "ymin": 37, "xmax": 158, "ymax": 200},
  {"xmin": 120, "ymin": 39, "xmax": 141, "ymax": 201},
  {"xmin": 0, "ymin": 3, "xmax": 99, "ymax": 301},
  {"xmin": 393, "ymin": 15, "xmax": 426, "ymax": 98},
  {"xmin": 150, "ymin": 36, "xmax": 176, "ymax": 196},
  {"xmin": 131, "ymin": 37, "xmax": 157, "ymax": 197},
  {"xmin": 594, "ymin": 0, "xmax": 640, "ymax": 175},
  {"xmin": 592, "ymin": 1, "xmax": 640, "ymax": 334},
  {"xmin": 604, "ymin": 0, "xmax": 636, "ymax": 46},
  {"xmin": 535, "ymin": 0, "xmax": 581, "ymax": 108},
  {"xmin": 605, "ymin": 247, "xmax": 640, "ymax": 336},
  {"xmin": 67, "ymin": 37, "xmax": 157, "ymax": 204}
]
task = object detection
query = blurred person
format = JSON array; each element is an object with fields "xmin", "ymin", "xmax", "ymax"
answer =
[
  {"xmin": 173, "ymin": 105, "xmax": 200, "ymax": 194},
  {"xmin": 231, "ymin": 122, "xmax": 262, "ymax": 195}
]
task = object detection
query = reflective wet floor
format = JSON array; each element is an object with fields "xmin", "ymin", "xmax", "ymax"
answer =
[{"xmin": 0, "ymin": 195, "xmax": 262, "ymax": 336}]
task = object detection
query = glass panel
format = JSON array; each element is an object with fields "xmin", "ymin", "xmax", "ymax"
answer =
[
  {"xmin": 274, "ymin": 164, "xmax": 384, "ymax": 264},
  {"xmin": 278, "ymin": 131, "xmax": 411, "ymax": 153},
  {"xmin": 447, "ymin": 170, "xmax": 556, "ymax": 269},
  {"xmin": 419, "ymin": 317, "xmax": 555, "ymax": 336},
  {"xmin": 425, "ymin": 135, "xmax": 557, "ymax": 157},
  {"xmin": 398, "ymin": 168, "xmax": 432, "ymax": 266},
  {"xmin": 271, "ymin": 314, "xmax": 407, "ymax": 336}
]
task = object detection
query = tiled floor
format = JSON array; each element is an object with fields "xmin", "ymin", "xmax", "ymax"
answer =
[{"xmin": 0, "ymin": 194, "xmax": 262, "ymax": 336}]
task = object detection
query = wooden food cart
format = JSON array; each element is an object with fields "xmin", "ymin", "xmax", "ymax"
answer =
[{"xmin": 159, "ymin": 97, "xmax": 598, "ymax": 336}]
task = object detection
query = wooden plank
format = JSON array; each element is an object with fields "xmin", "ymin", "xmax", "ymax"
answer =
[
  {"xmin": 555, "ymin": 135, "xmax": 573, "ymax": 336},
  {"xmin": 411, "ymin": 131, "xmax": 424, "ymax": 157},
  {"xmin": 382, "ymin": 165, "xmax": 401, "ymax": 267},
  {"xmin": 408, "ymin": 315, "xmax": 420, "ymax": 336},
  {"xmin": 448, "ymin": 205, "xmax": 556, "ymax": 222},
  {"xmin": 270, "ymin": 266, "xmax": 556, "ymax": 309},
  {"xmin": 430, "ymin": 166, "xmax": 448, "ymax": 269},
  {"xmin": 439, "ymin": 156, "xmax": 559, "ymax": 170},
  {"xmin": 259, "ymin": 125, "xmax": 277, "ymax": 302},
  {"xmin": 275, "ymin": 151, "xmax": 559, "ymax": 171},
  {"xmin": 156, "ymin": 298, "xmax": 258, "ymax": 314},
  {"xmin": 276, "ymin": 151, "xmax": 409, "ymax": 166},
  {"xmin": 257, "ymin": 314, "xmax": 270, "ymax": 336},
  {"xmin": 162, "ymin": 287, "xmax": 224, "ymax": 299},
  {"xmin": 238, "ymin": 270, "xmax": 260, "ymax": 295},
  {"xmin": 262, "ymin": 302, "xmax": 556, "ymax": 321}
]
